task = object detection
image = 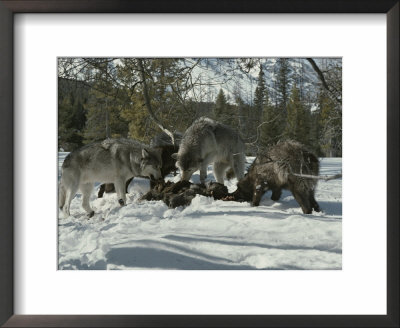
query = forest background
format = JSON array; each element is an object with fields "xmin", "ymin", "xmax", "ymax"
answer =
[{"xmin": 58, "ymin": 58, "xmax": 342, "ymax": 157}]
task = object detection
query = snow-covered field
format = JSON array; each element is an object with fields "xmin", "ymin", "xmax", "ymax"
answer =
[{"xmin": 58, "ymin": 153, "xmax": 342, "ymax": 270}]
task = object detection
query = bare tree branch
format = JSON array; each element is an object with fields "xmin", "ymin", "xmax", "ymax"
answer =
[
  {"xmin": 291, "ymin": 172, "xmax": 342, "ymax": 181},
  {"xmin": 137, "ymin": 59, "xmax": 176, "ymax": 145},
  {"xmin": 306, "ymin": 58, "xmax": 341, "ymax": 105},
  {"xmin": 245, "ymin": 114, "xmax": 281, "ymax": 146}
]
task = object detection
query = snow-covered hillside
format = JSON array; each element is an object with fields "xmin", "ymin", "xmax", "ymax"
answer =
[
  {"xmin": 192, "ymin": 58, "xmax": 330, "ymax": 104},
  {"xmin": 58, "ymin": 153, "xmax": 342, "ymax": 270}
]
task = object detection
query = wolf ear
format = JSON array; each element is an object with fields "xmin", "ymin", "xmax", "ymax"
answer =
[
  {"xmin": 142, "ymin": 148, "xmax": 149, "ymax": 158},
  {"xmin": 171, "ymin": 153, "xmax": 178, "ymax": 160}
]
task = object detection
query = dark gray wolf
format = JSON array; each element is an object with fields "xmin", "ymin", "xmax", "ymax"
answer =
[
  {"xmin": 149, "ymin": 131, "xmax": 182, "ymax": 186},
  {"xmin": 150, "ymin": 131, "xmax": 183, "ymax": 148},
  {"xmin": 59, "ymin": 138, "xmax": 162, "ymax": 217},
  {"xmin": 172, "ymin": 117, "xmax": 245, "ymax": 184},
  {"xmin": 234, "ymin": 140, "xmax": 320, "ymax": 214}
]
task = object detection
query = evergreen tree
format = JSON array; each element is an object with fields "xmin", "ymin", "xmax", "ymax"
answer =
[
  {"xmin": 119, "ymin": 58, "xmax": 194, "ymax": 140},
  {"xmin": 260, "ymin": 102, "xmax": 280, "ymax": 147},
  {"xmin": 83, "ymin": 88, "xmax": 129, "ymax": 144},
  {"xmin": 120, "ymin": 91, "xmax": 149, "ymax": 142},
  {"xmin": 276, "ymin": 58, "xmax": 290, "ymax": 112},
  {"xmin": 274, "ymin": 58, "xmax": 291, "ymax": 137},
  {"xmin": 214, "ymin": 89, "xmax": 229, "ymax": 124},
  {"xmin": 234, "ymin": 94, "xmax": 253, "ymax": 144},
  {"xmin": 285, "ymin": 84, "xmax": 311, "ymax": 146},
  {"xmin": 58, "ymin": 78, "xmax": 88, "ymax": 150},
  {"xmin": 309, "ymin": 109, "xmax": 323, "ymax": 156},
  {"xmin": 317, "ymin": 87, "xmax": 341, "ymax": 157},
  {"xmin": 253, "ymin": 65, "xmax": 267, "ymax": 127}
]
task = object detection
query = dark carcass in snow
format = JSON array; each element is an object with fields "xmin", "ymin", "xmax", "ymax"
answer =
[{"xmin": 140, "ymin": 180, "xmax": 229, "ymax": 208}]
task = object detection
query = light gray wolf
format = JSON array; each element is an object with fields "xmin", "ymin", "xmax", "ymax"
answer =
[
  {"xmin": 59, "ymin": 138, "xmax": 162, "ymax": 217},
  {"xmin": 98, "ymin": 131, "xmax": 183, "ymax": 197},
  {"xmin": 172, "ymin": 117, "xmax": 245, "ymax": 184},
  {"xmin": 234, "ymin": 140, "xmax": 320, "ymax": 214}
]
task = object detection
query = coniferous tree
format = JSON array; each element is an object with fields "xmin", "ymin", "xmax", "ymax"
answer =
[
  {"xmin": 260, "ymin": 99, "xmax": 280, "ymax": 147},
  {"xmin": 58, "ymin": 78, "xmax": 88, "ymax": 150},
  {"xmin": 214, "ymin": 89, "xmax": 229, "ymax": 124},
  {"xmin": 234, "ymin": 93, "xmax": 253, "ymax": 144},
  {"xmin": 253, "ymin": 65, "xmax": 267, "ymax": 130},
  {"xmin": 309, "ymin": 108, "xmax": 323, "ymax": 156},
  {"xmin": 274, "ymin": 58, "xmax": 291, "ymax": 138},
  {"xmin": 83, "ymin": 89, "xmax": 129, "ymax": 144},
  {"xmin": 124, "ymin": 58, "xmax": 197, "ymax": 140},
  {"xmin": 317, "ymin": 87, "xmax": 341, "ymax": 157},
  {"xmin": 276, "ymin": 58, "xmax": 290, "ymax": 111},
  {"xmin": 285, "ymin": 84, "xmax": 311, "ymax": 146}
]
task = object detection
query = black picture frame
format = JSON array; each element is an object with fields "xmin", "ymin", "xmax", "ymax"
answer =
[{"xmin": 0, "ymin": 1, "xmax": 398, "ymax": 327}]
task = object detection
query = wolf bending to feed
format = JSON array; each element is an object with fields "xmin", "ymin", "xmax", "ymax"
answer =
[
  {"xmin": 234, "ymin": 140, "xmax": 320, "ymax": 214},
  {"xmin": 59, "ymin": 138, "xmax": 162, "ymax": 217},
  {"xmin": 172, "ymin": 117, "xmax": 246, "ymax": 185},
  {"xmin": 97, "ymin": 131, "xmax": 181, "ymax": 197}
]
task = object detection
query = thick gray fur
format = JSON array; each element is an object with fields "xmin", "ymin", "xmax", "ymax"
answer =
[
  {"xmin": 173, "ymin": 117, "xmax": 246, "ymax": 184},
  {"xmin": 236, "ymin": 140, "xmax": 320, "ymax": 214},
  {"xmin": 59, "ymin": 138, "xmax": 162, "ymax": 217}
]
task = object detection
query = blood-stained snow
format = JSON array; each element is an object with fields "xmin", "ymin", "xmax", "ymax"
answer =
[{"xmin": 58, "ymin": 154, "xmax": 342, "ymax": 270}]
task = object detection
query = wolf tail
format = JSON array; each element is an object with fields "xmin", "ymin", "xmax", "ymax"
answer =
[{"xmin": 59, "ymin": 181, "xmax": 66, "ymax": 210}]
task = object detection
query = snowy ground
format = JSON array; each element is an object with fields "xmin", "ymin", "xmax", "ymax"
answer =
[{"xmin": 58, "ymin": 153, "xmax": 342, "ymax": 270}]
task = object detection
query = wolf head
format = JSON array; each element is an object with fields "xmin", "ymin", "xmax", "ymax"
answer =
[
  {"xmin": 139, "ymin": 148, "xmax": 162, "ymax": 180},
  {"xmin": 171, "ymin": 152, "xmax": 202, "ymax": 181}
]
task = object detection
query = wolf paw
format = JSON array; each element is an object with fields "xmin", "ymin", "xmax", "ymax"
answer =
[
  {"xmin": 118, "ymin": 199, "xmax": 125, "ymax": 206},
  {"xmin": 87, "ymin": 211, "xmax": 95, "ymax": 218}
]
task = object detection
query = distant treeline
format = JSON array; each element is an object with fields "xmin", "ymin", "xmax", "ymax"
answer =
[{"xmin": 58, "ymin": 58, "xmax": 342, "ymax": 157}]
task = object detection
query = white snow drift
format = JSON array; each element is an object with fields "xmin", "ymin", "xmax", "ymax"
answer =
[{"xmin": 58, "ymin": 153, "xmax": 342, "ymax": 270}]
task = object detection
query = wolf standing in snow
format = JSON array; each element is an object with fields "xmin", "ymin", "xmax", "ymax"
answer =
[
  {"xmin": 59, "ymin": 138, "xmax": 162, "ymax": 217},
  {"xmin": 234, "ymin": 140, "xmax": 320, "ymax": 214},
  {"xmin": 172, "ymin": 117, "xmax": 245, "ymax": 184}
]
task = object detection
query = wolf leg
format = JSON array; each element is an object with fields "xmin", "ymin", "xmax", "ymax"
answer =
[
  {"xmin": 199, "ymin": 164, "xmax": 208, "ymax": 184},
  {"xmin": 125, "ymin": 177, "xmax": 134, "ymax": 193},
  {"xmin": 213, "ymin": 162, "xmax": 229, "ymax": 184},
  {"xmin": 80, "ymin": 183, "xmax": 95, "ymax": 217},
  {"xmin": 271, "ymin": 188, "xmax": 282, "ymax": 201},
  {"xmin": 114, "ymin": 178, "xmax": 127, "ymax": 206},
  {"xmin": 63, "ymin": 183, "xmax": 79, "ymax": 217},
  {"xmin": 309, "ymin": 190, "xmax": 320, "ymax": 212},
  {"xmin": 232, "ymin": 153, "xmax": 245, "ymax": 181},
  {"xmin": 252, "ymin": 180, "xmax": 266, "ymax": 206},
  {"xmin": 98, "ymin": 184, "xmax": 106, "ymax": 198},
  {"xmin": 59, "ymin": 183, "xmax": 66, "ymax": 209},
  {"xmin": 292, "ymin": 189, "xmax": 312, "ymax": 214}
]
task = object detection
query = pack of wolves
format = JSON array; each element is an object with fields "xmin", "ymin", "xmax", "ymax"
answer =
[{"xmin": 59, "ymin": 117, "xmax": 320, "ymax": 217}]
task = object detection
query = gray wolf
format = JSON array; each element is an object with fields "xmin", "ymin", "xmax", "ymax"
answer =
[
  {"xmin": 150, "ymin": 131, "xmax": 183, "ymax": 148},
  {"xmin": 149, "ymin": 131, "xmax": 182, "ymax": 186},
  {"xmin": 59, "ymin": 138, "xmax": 162, "ymax": 217},
  {"xmin": 97, "ymin": 131, "xmax": 182, "ymax": 197},
  {"xmin": 172, "ymin": 117, "xmax": 245, "ymax": 184},
  {"xmin": 234, "ymin": 140, "xmax": 320, "ymax": 214}
]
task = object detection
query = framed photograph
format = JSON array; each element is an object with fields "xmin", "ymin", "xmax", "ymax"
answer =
[{"xmin": 1, "ymin": 1, "xmax": 398, "ymax": 327}]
